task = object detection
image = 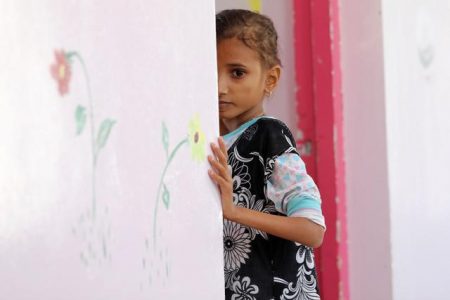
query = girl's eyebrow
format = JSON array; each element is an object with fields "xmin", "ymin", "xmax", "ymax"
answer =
[{"xmin": 226, "ymin": 63, "xmax": 247, "ymax": 68}]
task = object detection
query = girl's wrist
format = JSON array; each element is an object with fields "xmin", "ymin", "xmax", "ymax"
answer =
[{"xmin": 228, "ymin": 206, "xmax": 243, "ymax": 223}]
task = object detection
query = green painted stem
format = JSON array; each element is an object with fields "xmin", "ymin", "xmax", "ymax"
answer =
[
  {"xmin": 153, "ymin": 138, "xmax": 189, "ymax": 246},
  {"xmin": 71, "ymin": 52, "xmax": 97, "ymax": 219}
]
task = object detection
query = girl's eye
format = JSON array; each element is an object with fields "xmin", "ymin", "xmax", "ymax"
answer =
[{"xmin": 231, "ymin": 69, "xmax": 246, "ymax": 78}]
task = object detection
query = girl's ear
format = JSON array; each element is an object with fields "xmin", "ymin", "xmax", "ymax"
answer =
[{"xmin": 265, "ymin": 65, "xmax": 281, "ymax": 95}]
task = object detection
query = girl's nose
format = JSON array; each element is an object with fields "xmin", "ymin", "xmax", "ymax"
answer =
[{"xmin": 218, "ymin": 74, "xmax": 228, "ymax": 96}]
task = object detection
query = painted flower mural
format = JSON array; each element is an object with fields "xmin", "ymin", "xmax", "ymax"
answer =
[
  {"xmin": 50, "ymin": 48, "xmax": 116, "ymax": 264},
  {"xmin": 144, "ymin": 114, "xmax": 207, "ymax": 284},
  {"xmin": 50, "ymin": 50, "xmax": 72, "ymax": 96},
  {"xmin": 50, "ymin": 48, "xmax": 116, "ymax": 218},
  {"xmin": 188, "ymin": 114, "xmax": 206, "ymax": 162},
  {"xmin": 248, "ymin": 0, "xmax": 262, "ymax": 13},
  {"xmin": 153, "ymin": 114, "xmax": 206, "ymax": 243}
]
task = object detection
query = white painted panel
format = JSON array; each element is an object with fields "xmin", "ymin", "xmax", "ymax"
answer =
[
  {"xmin": 0, "ymin": 1, "xmax": 224, "ymax": 299},
  {"xmin": 382, "ymin": 1, "xmax": 450, "ymax": 299}
]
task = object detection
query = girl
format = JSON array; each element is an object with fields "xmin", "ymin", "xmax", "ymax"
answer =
[{"xmin": 208, "ymin": 9, "xmax": 326, "ymax": 300}]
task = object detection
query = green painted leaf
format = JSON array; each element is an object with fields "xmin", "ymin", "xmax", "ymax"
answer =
[
  {"xmin": 162, "ymin": 122, "xmax": 169, "ymax": 156},
  {"xmin": 96, "ymin": 118, "xmax": 116, "ymax": 151},
  {"xmin": 75, "ymin": 105, "xmax": 87, "ymax": 135},
  {"xmin": 162, "ymin": 184, "xmax": 170, "ymax": 209},
  {"xmin": 65, "ymin": 51, "xmax": 76, "ymax": 64}
]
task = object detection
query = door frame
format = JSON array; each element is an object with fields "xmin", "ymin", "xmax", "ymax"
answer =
[{"xmin": 293, "ymin": 1, "xmax": 349, "ymax": 299}]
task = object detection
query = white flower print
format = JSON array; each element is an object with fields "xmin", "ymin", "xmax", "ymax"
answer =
[
  {"xmin": 274, "ymin": 246, "xmax": 320, "ymax": 300},
  {"xmin": 263, "ymin": 135, "xmax": 296, "ymax": 183},
  {"xmin": 296, "ymin": 244, "xmax": 316, "ymax": 270},
  {"xmin": 223, "ymin": 220, "xmax": 251, "ymax": 271},
  {"xmin": 283, "ymin": 131, "xmax": 296, "ymax": 151},
  {"xmin": 235, "ymin": 187, "xmax": 275, "ymax": 240},
  {"xmin": 229, "ymin": 147, "xmax": 252, "ymax": 192},
  {"xmin": 225, "ymin": 269, "xmax": 239, "ymax": 289},
  {"xmin": 264, "ymin": 156, "xmax": 277, "ymax": 182},
  {"xmin": 231, "ymin": 276, "xmax": 260, "ymax": 300}
]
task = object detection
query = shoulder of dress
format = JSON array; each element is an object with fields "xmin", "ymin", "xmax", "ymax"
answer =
[
  {"xmin": 257, "ymin": 118, "xmax": 294, "ymax": 138},
  {"xmin": 258, "ymin": 117, "xmax": 287, "ymax": 127}
]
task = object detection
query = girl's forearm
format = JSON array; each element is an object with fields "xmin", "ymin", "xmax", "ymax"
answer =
[
  {"xmin": 208, "ymin": 138, "xmax": 324, "ymax": 248},
  {"xmin": 231, "ymin": 207, "xmax": 325, "ymax": 248}
]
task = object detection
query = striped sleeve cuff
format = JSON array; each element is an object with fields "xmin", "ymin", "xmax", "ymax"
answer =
[{"xmin": 287, "ymin": 195, "xmax": 326, "ymax": 229}]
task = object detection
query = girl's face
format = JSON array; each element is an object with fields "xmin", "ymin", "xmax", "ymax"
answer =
[{"xmin": 217, "ymin": 37, "xmax": 278, "ymax": 129}]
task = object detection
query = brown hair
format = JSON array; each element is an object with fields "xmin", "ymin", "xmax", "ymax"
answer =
[{"xmin": 216, "ymin": 9, "xmax": 281, "ymax": 68}]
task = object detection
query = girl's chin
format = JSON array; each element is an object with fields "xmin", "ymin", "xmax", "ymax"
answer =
[{"xmin": 219, "ymin": 112, "xmax": 230, "ymax": 119}]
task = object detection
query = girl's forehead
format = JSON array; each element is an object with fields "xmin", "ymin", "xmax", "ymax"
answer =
[{"xmin": 217, "ymin": 37, "xmax": 261, "ymax": 64}]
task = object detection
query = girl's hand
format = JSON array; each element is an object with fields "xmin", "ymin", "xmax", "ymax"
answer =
[{"xmin": 208, "ymin": 137, "xmax": 237, "ymax": 221}]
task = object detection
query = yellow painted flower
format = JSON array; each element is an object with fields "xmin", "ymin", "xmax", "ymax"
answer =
[
  {"xmin": 188, "ymin": 114, "xmax": 206, "ymax": 162},
  {"xmin": 248, "ymin": 0, "xmax": 262, "ymax": 13}
]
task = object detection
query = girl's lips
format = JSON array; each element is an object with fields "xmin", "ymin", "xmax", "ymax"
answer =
[{"xmin": 219, "ymin": 101, "xmax": 232, "ymax": 108}]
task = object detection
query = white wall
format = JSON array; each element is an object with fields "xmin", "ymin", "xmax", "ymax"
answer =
[
  {"xmin": 382, "ymin": 1, "xmax": 450, "ymax": 299},
  {"xmin": 342, "ymin": 0, "xmax": 450, "ymax": 299},
  {"xmin": 340, "ymin": 0, "xmax": 393, "ymax": 299},
  {"xmin": 0, "ymin": 1, "xmax": 223, "ymax": 299},
  {"xmin": 215, "ymin": 0, "xmax": 297, "ymax": 134}
]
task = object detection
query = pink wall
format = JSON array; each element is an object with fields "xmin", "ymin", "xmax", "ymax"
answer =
[{"xmin": 340, "ymin": 0, "xmax": 393, "ymax": 299}]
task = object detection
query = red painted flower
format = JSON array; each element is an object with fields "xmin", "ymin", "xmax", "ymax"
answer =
[{"xmin": 50, "ymin": 50, "xmax": 72, "ymax": 96}]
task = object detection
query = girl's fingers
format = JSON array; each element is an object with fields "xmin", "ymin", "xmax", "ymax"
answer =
[
  {"xmin": 208, "ymin": 155, "xmax": 227, "ymax": 176},
  {"xmin": 209, "ymin": 157, "xmax": 231, "ymax": 181},
  {"xmin": 208, "ymin": 169, "xmax": 227, "ymax": 187},
  {"xmin": 210, "ymin": 143, "xmax": 223, "ymax": 163},
  {"xmin": 211, "ymin": 140, "xmax": 228, "ymax": 165},
  {"xmin": 210, "ymin": 145, "xmax": 228, "ymax": 173},
  {"xmin": 218, "ymin": 137, "xmax": 228, "ymax": 158},
  {"xmin": 209, "ymin": 138, "xmax": 232, "ymax": 184},
  {"xmin": 208, "ymin": 169, "xmax": 218, "ymax": 183}
]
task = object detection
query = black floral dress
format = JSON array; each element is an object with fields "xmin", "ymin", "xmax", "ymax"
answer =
[{"xmin": 223, "ymin": 117, "xmax": 321, "ymax": 300}]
